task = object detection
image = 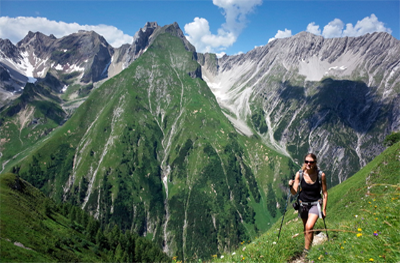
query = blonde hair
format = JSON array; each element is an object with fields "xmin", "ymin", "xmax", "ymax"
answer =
[{"xmin": 301, "ymin": 153, "xmax": 319, "ymax": 171}]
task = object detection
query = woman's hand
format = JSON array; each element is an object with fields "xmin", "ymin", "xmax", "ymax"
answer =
[
  {"xmin": 288, "ymin": 180, "xmax": 294, "ymax": 187},
  {"xmin": 323, "ymin": 210, "xmax": 327, "ymax": 218}
]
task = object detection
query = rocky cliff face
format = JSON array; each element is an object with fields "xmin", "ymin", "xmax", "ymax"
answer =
[
  {"xmin": 15, "ymin": 30, "xmax": 114, "ymax": 83},
  {"xmin": 200, "ymin": 32, "xmax": 400, "ymax": 185},
  {"xmin": 0, "ymin": 22, "xmax": 164, "ymax": 102},
  {"xmin": 122, "ymin": 22, "xmax": 160, "ymax": 69}
]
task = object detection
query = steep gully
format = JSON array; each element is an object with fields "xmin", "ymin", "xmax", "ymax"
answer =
[{"xmin": 145, "ymin": 52, "xmax": 187, "ymax": 255}]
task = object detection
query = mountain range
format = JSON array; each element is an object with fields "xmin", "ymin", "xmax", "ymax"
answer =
[{"xmin": 0, "ymin": 21, "xmax": 399, "ymax": 259}]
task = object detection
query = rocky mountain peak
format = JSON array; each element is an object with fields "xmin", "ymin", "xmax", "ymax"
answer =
[
  {"xmin": 122, "ymin": 21, "xmax": 160, "ymax": 68},
  {"xmin": 0, "ymin": 39, "xmax": 21, "ymax": 60},
  {"xmin": 16, "ymin": 31, "xmax": 56, "ymax": 52},
  {"xmin": 142, "ymin": 21, "xmax": 159, "ymax": 32},
  {"xmin": 162, "ymin": 22, "xmax": 196, "ymax": 52}
]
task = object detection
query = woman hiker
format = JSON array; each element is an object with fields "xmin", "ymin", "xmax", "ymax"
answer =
[{"xmin": 288, "ymin": 153, "xmax": 328, "ymax": 255}]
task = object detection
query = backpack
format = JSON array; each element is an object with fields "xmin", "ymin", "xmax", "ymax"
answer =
[{"xmin": 292, "ymin": 169, "xmax": 323, "ymax": 211}]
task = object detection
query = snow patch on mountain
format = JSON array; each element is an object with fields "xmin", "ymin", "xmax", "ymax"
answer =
[
  {"xmin": 68, "ymin": 63, "xmax": 85, "ymax": 72},
  {"xmin": 54, "ymin": 64, "xmax": 63, "ymax": 70},
  {"xmin": 298, "ymin": 52, "xmax": 362, "ymax": 81}
]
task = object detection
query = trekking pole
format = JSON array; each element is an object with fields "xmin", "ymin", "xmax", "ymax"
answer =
[
  {"xmin": 322, "ymin": 216, "xmax": 329, "ymax": 241},
  {"xmin": 277, "ymin": 174, "xmax": 294, "ymax": 243}
]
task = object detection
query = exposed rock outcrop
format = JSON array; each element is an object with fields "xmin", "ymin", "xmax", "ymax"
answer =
[{"xmin": 200, "ymin": 32, "xmax": 400, "ymax": 185}]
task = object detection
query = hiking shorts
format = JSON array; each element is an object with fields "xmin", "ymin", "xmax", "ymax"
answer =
[{"xmin": 299, "ymin": 203, "xmax": 320, "ymax": 219}]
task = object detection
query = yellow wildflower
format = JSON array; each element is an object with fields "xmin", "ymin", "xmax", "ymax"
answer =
[
  {"xmin": 357, "ymin": 233, "xmax": 362, "ymax": 237},
  {"xmin": 369, "ymin": 258, "xmax": 374, "ymax": 261},
  {"xmin": 358, "ymin": 228, "xmax": 362, "ymax": 231}
]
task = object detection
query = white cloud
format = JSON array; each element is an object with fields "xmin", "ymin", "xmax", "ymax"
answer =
[
  {"xmin": 185, "ymin": 0, "xmax": 262, "ymax": 53},
  {"xmin": 216, "ymin": 51, "xmax": 227, "ymax": 58},
  {"xmin": 184, "ymin": 17, "xmax": 236, "ymax": 53},
  {"xmin": 213, "ymin": 0, "xmax": 263, "ymax": 35},
  {"xmin": 268, "ymin": 28, "xmax": 292, "ymax": 43},
  {"xmin": 322, "ymin": 18, "xmax": 344, "ymax": 38},
  {"xmin": 316, "ymin": 14, "xmax": 392, "ymax": 38},
  {"xmin": 0, "ymin": 16, "xmax": 133, "ymax": 48},
  {"xmin": 306, "ymin": 22, "xmax": 321, "ymax": 35},
  {"xmin": 342, "ymin": 14, "xmax": 392, "ymax": 37}
]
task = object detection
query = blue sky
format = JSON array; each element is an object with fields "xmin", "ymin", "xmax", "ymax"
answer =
[{"xmin": 0, "ymin": 0, "xmax": 398, "ymax": 56}]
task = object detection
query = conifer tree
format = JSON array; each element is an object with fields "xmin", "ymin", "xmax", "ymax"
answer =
[
  {"xmin": 108, "ymin": 224, "xmax": 120, "ymax": 251},
  {"xmin": 75, "ymin": 207, "xmax": 83, "ymax": 225},
  {"xmin": 81, "ymin": 210, "xmax": 89, "ymax": 227},
  {"xmin": 121, "ymin": 251, "xmax": 128, "ymax": 263},
  {"xmin": 42, "ymin": 198, "xmax": 52, "ymax": 216},
  {"xmin": 70, "ymin": 206, "xmax": 77, "ymax": 222},
  {"xmin": 86, "ymin": 217, "xmax": 100, "ymax": 242},
  {"xmin": 61, "ymin": 203, "xmax": 70, "ymax": 217},
  {"xmin": 96, "ymin": 229, "xmax": 107, "ymax": 250},
  {"xmin": 114, "ymin": 243, "xmax": 123, "ymax": 262}
]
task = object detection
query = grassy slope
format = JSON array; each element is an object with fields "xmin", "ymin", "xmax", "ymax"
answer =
[
  {"xmin": 0, "ymin": 173, "xmax": 108, "ymax": 262},
  {"xmin": 0, "ymin": 83, "xmax": 66, "ymax": 172},
  {"xmin": 212, "ymin": 141, "xmax": 400, "ymax": 262}
]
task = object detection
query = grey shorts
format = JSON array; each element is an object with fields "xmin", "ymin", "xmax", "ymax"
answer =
[{"xmin": 299, "ymin": 203, "xmax": 320, "ymax": 219}]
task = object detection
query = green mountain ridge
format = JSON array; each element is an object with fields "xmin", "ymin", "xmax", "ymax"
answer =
[{"xmin": 3, "ymin": 24, "xmax": 296, "ymax": 259}]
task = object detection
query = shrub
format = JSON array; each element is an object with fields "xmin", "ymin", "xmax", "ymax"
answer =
[{"xmin": 383, "ymin": 131, "xmax": 400, "ymax": 147}]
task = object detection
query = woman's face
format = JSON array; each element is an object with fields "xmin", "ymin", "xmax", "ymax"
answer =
[{"xmin": 304, "ymin": 156, "xmax": 316, "ymax": 170}]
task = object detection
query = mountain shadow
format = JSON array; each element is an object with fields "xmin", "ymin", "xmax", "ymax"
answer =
[{"xmin": 310, "ymin": 78, "xmax": 384, "ymax": 133}]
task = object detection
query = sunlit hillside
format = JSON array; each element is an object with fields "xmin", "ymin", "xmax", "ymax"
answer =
[{"xmin": 209, "ymin": 141, "xmax": 400, "ymax": 263}]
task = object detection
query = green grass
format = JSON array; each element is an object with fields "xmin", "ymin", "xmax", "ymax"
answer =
[{"xmin": 210, "ymin": 141, "xmax": 400, "ymax": 262}]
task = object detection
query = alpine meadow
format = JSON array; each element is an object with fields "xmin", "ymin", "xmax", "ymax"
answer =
[{"xmin": 0, "ymin": 21, "xmax": 399, "ymax": 262}]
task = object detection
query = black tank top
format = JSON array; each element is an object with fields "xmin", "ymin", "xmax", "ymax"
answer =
[{"xmin": 299, "ymin": 174, "xmax": 321, "ymax": 202}]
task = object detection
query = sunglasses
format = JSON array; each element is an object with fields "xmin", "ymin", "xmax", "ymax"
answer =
[{"xmin": 304, "ymin": 160, "xmax": 315, "ymax": 164}]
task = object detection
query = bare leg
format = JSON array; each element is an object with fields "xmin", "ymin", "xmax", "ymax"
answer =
[{"xmin": 302, "ymin": 213, "xmax": 319, "ymax": 250}]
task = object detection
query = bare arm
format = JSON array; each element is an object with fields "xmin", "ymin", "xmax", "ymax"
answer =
[
  {"xmin": 321, "ymin": 172, "xmax": 328, "ymax": 217},
  {"xmin": 289, "ymin": 172, "xmax": 300, "ymax": 195}
]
